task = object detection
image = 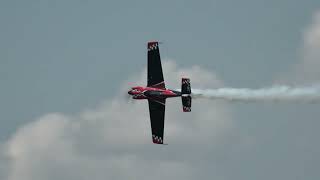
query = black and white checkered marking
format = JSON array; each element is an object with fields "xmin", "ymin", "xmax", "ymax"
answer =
[
  {"xmin": 183, "ymin": 106, "xmax": 191, "ymax": 112},
  {"xmin": 152, "ymin": 134, "xmax": 163, "ymax": 143},
  {"xmin": 182, "ymin": 79, "xmax": 190, "ymax": 84},
  {"xmin": 148, "ymin": 43, "xmax": 158, "ymax": 51}
]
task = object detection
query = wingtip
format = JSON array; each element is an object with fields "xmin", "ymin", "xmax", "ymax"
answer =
[
  {"xmin": 147, "ymin": 41, "xmax": 158, "ymax": 45},
  {"xmin": 152, "ymin": 135, "xmax": 164, "ymax": 144},
  {"xmin": 152, "ymin": 139, "xmax": 163, "ymax": 144}
]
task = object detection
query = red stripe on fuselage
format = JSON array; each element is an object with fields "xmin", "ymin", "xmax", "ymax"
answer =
[{"xmin": 129, "ymin": 86, "xmax": 180, "ymax": 99}]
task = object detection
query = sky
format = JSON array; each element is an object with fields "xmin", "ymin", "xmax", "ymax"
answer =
[{"xmin": 1, "ymin": 0, "xmax": 320, "ymax": 179}]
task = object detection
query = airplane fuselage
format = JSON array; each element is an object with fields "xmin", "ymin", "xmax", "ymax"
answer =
[{"xmin": 128, "ymin": 86, "xmax": 181, "ymax": 100}]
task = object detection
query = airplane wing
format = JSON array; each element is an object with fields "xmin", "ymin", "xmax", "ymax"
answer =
[
  {"xmin": 148, "ymin": 99, "xmax": 166, "ymax": 144},
  {"xmin": 147, "ymin": 41, "xmax": 166, "ymax": 89}
]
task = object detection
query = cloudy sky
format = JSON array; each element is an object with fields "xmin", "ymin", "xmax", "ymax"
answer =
[{"xmin": 1, "ymin": 0, "xmax": 320, "ymax": 179}]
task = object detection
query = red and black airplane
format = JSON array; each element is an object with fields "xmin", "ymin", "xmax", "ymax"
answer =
[{"xmin": 128, "ymin": 41, "xmax": 192, "ymax": 144}]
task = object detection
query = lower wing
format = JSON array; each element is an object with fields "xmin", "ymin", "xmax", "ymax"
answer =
[{"xmin": 148, "ymin": 99, "xmax": 166, "ymax": 144}]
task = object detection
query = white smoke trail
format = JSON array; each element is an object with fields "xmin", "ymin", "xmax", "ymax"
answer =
[{"xmin": 191, "ymin": 85, "xmax": 320, "ymax": 103}]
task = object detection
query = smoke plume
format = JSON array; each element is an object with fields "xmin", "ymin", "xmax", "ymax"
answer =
[{"xmin": 192, "ymin": 85, "xmax": 320, "ymax": 103}]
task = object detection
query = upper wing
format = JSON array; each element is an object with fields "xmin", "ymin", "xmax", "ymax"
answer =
[
  {"xmin": 147, "ymin": 41, "xmax": 165, "ymax": 89},
  {"xmin": 148, "ymin": 99, "xmax": 166, "ymax": 144}
]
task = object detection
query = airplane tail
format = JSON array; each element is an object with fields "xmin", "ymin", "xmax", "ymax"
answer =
[
  {"xmin": 181, "ymin": 78, "xmax": 191, "ymax": 94},
  {"xmin": 181, "ymin": 78, "xmax": 191, "ymax": 112}
]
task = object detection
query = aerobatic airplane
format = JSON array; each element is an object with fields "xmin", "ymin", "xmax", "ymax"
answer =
[{"xmin": 127, "ymin": 41, "xmax": 192, "ymax": 144}]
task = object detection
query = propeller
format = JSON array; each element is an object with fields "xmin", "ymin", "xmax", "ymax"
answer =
[
  {"xmin": 124, "ymin": 88, "xmax": 136, "ymax": 104},
  {"xmin": 126, "ymin": 83, "xmax": 137, "ymax": 104}
]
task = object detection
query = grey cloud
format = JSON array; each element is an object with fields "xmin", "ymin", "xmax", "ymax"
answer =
[{"xmin": 2, "ymin": 61, "xmax": 235, "ymax": 180}]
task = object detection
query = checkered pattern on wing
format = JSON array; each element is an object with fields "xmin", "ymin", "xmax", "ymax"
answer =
[
  {"xmin": 152, "ymin": 134, "xmax": 163, "ymax": 144},
  {"xmin": 148, "ymin": 42, "xmax": 158, "ymax": 51}
]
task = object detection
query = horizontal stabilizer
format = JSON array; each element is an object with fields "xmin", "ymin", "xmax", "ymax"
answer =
[
  {"xmin": 182, "ymin": 96, "xmax": 191, "ymax": 112},
  {"xmin": 181, "ymin": 78, "xmax": 191, "ymax": 94}
]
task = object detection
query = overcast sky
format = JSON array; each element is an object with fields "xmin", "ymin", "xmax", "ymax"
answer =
[{"xmin": 1, "ymin": 0, "xmax": 320, "ymax": 180}]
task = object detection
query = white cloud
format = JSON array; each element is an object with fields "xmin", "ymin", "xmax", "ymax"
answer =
[
  {"xmin": 279, "ymin": 11, "xmax": 320, "ymax": 84},
  {"xmin": 0, "ymin": 144, "xmax": 9, "ymax": 180},
  {"xmin": 1, "ymin": 61, "xmax": 234, "ymax": 180}
]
